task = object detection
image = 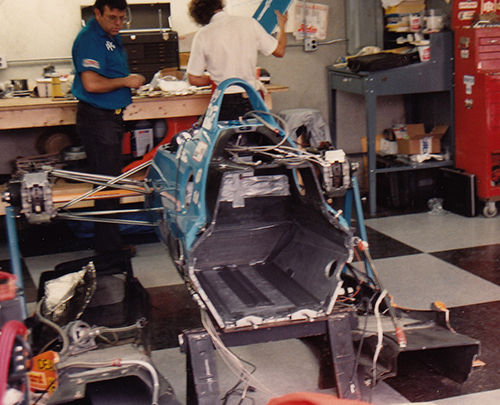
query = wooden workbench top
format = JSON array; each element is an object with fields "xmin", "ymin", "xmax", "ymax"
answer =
[
  {"xmin": 0, "ymin": 83, "xmax": 288, "ymax": 110},
  {"xmin": 0, "ymin": 91, "xmax": 208, "ymax": 110},
  {"xmin": 0, "ymin": 83, "xmax": 288, "ymax": 130},
  {"xmin": 0, "ymin": 178, "xmax": 145, "ymax": 216}
]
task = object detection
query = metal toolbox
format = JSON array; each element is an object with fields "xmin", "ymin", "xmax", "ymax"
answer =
[
  {"xmin": 455, "ymin": 26, "xmax": 500, "ymax": 210},
  {"xmin": 122, "ymin": 31, "xmax": 179, "ymax": 82}
]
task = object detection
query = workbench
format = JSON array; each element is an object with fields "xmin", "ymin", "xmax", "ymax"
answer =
[
  {"xmin": 327, "ymin": 31, "xmax": 455, "ymax": 216},
  {"xmin": 0, "ymin": 84, "xmax": 287, "ymax": 130}
]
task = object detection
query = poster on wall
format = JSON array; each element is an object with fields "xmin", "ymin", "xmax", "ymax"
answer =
[{"xmin": 294, "ymin": 2, "xmax": 329, "ymax": 40}]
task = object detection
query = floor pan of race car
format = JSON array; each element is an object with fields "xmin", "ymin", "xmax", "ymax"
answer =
[
  {"xmin": 189, "ymin": 195, "xmax": 352, "ymax": 328},
  {"xmin": 185, "ymin": 164, "xmax": 354, "ymax": 328},
  {"xmin": 195, "ymin": 261, "xmax": 322, "ymax": 322}
]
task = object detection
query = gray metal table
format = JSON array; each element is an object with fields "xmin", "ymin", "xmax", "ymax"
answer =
[{"xmin": 327, "ymin": 31, "xmax": 455, "ymax": 215}]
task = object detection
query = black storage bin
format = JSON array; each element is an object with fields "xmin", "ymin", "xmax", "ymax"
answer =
[
  {"xmin": 376, "ymin": 157, "xmax": 439, "ymax": 209},
  {"xmin": 377, "ymin": 170, "xmax": 411, "ymax": 208},
  {"xmin": 439, "ymin": 168, "xmax": 477, "ymax": 217}
]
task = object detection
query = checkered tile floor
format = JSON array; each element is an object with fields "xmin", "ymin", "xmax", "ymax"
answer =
[{"xmin": 3, "ymin": 210, "xmax": 500, "ymax": 404}]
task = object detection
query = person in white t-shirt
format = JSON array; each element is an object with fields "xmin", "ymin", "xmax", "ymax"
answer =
[{"xmin": 187, "ymin": 0, "xmax": 287, "ymax": 120}]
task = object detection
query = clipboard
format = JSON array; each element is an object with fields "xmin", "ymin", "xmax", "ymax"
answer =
[{"xmin": 253, "ymin": 0, "xmax": 294, "ymax": 34}]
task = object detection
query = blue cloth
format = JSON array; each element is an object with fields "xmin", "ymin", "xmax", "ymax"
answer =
[{"xmin": 72, "ymin": 17, "xmax": 131, "ymax": 110}]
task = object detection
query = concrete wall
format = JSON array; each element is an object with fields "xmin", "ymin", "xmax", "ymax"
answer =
[
  {"xmin": 257, "ymin": 0, "xmax": 405, "ymax": 154},
  {"xmin": 259, "ymin": 0, "xmax": 347, "ymax": 130},
  {"xmin": 0, "ymin": 0, "xmax": 199, "ymax": 86}
]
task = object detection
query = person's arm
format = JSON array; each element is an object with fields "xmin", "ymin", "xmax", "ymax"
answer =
[
  {"xmin": 188, "ymin": 73, "xmax": 212, "ymax": 87},
  {"xmin": 272, "ymin": 10, "xmax": 288, "ymax": 58},
  {"xmin": 81, "ymin": 70, "xmax": 145, "ymax": 93}
]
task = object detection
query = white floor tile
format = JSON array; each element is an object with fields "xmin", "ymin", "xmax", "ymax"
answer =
[
  {"xmin": 426, "ymin": 389, "xmax": 500, "ymax": 404},
  {"xmin": 366, "ymin": 212, "xmax": 500, "ymax": 252},
  {"xmin": 19, "ymin": 243, "xmax": 181, "ymax": 290},
  {"xmin": 371, "ymin": 253, "xmax": 500, "ymax": 309},
  {"xmin": 4, "ymin": 209, "xmax": 500, "ymax": 404},
  {"xmin": 132, "ymin": 242, "xmax": 183, "ymax": 288}
]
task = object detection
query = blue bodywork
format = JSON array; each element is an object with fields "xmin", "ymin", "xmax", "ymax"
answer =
[
  {"xmin": 145, "ymin": 78, "xmax": 355, "ymax": 328},
  {"xmin": 146, "ymin": 79, "xmax": 281, "ymax": 254}
]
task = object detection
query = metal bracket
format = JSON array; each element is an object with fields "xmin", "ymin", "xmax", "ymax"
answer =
[
  {"xmin": 184, "ymin": 330, "xmax": 221, "ymax": 405},
  {"xmin": 327, "ymin": 314, "xmax": 361, "ymax": 400},
  {"xmin": 181, "ymin": 310, "xmax": 360, "ymax": 404}
]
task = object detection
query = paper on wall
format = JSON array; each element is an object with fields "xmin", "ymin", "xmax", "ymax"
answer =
[{"xmin": 294, "ymin": 2, "xmax": 329, "ymax": 40}]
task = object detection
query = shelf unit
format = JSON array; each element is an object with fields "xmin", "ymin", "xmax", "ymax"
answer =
[{"xmin": 327, "ymin": 31, "xmax": 455, "ymax": 216}]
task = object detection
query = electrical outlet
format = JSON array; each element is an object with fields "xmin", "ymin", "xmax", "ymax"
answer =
[
  {"xmin": 304, "ymin": 38, "xmax": 318, "ymax": 52},
  {"xmin": 0, "ymin": 54, "xmax": 7, "ymax": 69}
]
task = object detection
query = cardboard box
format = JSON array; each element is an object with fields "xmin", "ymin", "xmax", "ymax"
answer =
[
  {"xmin": 36, "ymin": 77, "xmax": 69, "ymax": 97},
  {"xmin": 384, "ymin": 0, "xmax": 425, "ymax": 15},
  {"xmin": 380, "ymin": 138, "xmax": 398, "ymax": 155},
  {"xmin": 361, "ymin": 135, "xmax": 397, "ymax": 155},
  {"xmin": 396, "ymin": 124, "xmax": 448, "ymax": 155},
  {"xmin": 361, "ymin": 135, "xmax": 384, "ymax": 153}
]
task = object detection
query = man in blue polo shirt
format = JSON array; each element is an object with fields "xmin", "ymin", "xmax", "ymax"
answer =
[{"xmin": 72, "ymin": 0, "xmax": 145, "ymax": 254}]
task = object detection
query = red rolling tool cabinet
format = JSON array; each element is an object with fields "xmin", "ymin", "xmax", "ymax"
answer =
[{"xmin": 453, "ymin": 2, "xmax": 500, "ymax": 216}]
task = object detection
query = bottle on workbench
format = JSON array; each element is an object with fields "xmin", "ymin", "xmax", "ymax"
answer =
[
  {"xmin": 131, "ymin": 120, "xmax": 154, "ymax": 158},
  {"xmin": 153, "ymin": 119, "xmax": 168, "ymax": 146}
]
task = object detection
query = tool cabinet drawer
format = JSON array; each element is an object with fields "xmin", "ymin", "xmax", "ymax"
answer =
[
  {"xmin": 328, "ymin": 72, "xmax": 365, "ymax": 94},
  {"xmin": 478, "ymin": 36, "xmax": 500, "ymax": 47},
  {"xmin": 478, "ymin": 35, "xmax": 500, "ymax": 66}
]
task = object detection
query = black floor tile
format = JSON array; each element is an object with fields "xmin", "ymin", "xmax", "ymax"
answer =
[
  {"xmin": 148, "ymin": 284, "xmax": 202, "ymax": 351},
  {"xmin": 432, "ymin": 244, "xmax": 500, "ymax": 286},
  {"xmin": 385, "ymin": 300, "xmax": 500, "ymax": 402},
  {"xmin": 352, "ymin": 226, "xmax": 422, "ymax": 260},
  {"xmin": 4, "ymin": 188, "xmax": 500, "ymax": 403},
  {"xmin": 12, "ymin": 218, "xmax": 158, "ymax": 258}
]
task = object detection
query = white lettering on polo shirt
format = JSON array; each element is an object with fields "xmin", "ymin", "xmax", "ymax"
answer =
[{"xmin": 105, "ymin": 41, "xmax": 116, "ymax": 51}]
